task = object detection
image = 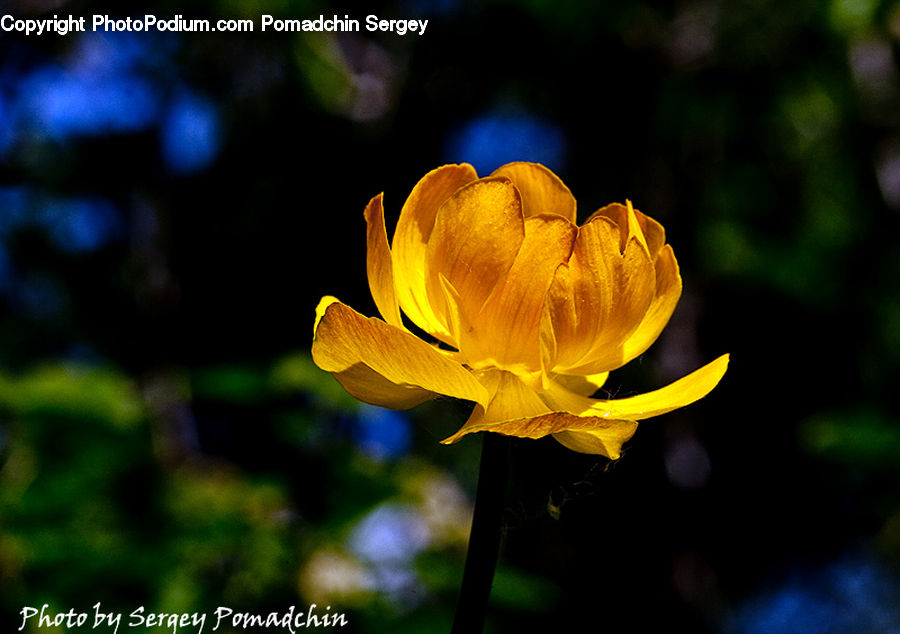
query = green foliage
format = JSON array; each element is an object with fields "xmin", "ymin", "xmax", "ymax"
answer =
[{"xmin": 799, "ymin": 410, "xmax": 900, "ymax": 470}]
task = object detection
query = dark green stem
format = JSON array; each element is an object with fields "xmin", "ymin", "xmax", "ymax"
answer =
[{"xmin": 451, "ymin": 433, "xmax": 511, "ymax": 634}]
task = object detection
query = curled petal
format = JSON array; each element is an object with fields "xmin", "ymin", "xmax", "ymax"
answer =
[
  {"xmin": 544, "ymin": 354, "xmax": 730, "ymax": 421},
  {"xmin": 552, "ymin": 371, "xmax": 610, "ymax": 397},
  {"xmin": 392, "ymin": 164, "xmax": 478, "ymax": 340},
  {"xmin": 446, "ymin": 414, "xmax": 637, "ymax": 459},
  {"xmin": 364, "ymin": 193, "xmax": 403, "ymax": 330},
  {"xmin": 491, "ymin": 162, "xmax": 577, "ymax": 222},
  {"xmin": 440, "ymin": 370, "xmax": 638, "ymax": 459},
  {"xmin": 465, "ymin": 214, "xmax": 577, "ymax": 370},
  {"xmin": 586, "ymin": 201, "xmax": 649, "ymax": 256},
  {"xmin": 572, "ymin": 202, "xmax": 682, "ymax": 367},
  {"xmin": 636, "ymin": 211, "xmax": 666, "ymax": 260},
  {"xmin": 312, "ymin": 296, "xmax": 489, "ymax": 409},
  {"xmin": 588, "ymin": 202, "xmax": 667, "ymax": 259},
  {"xmin": 440, "ymin": 370, "xmax": 548, "ymax": 444},
  {"xmin": 542, "ymin": 215, "xmax": 656, "ymax": 374},
  {"xmin": 551, "ymin": 424, "xmax": 639, "ymax": 458},
  {"xmin": 435, "ymin": 273, "xmax": 464, "ymax": 345},
  {"xmin": 425, "ymin": 177, "xmax": 525, "ymax": 334},
  {"xmin": 322, "ymin": 363, "xmax": 434, "ymax": 409},
  {"xmin": 618, "ymin": 244, "xmax": 681, "ymax": 364}
]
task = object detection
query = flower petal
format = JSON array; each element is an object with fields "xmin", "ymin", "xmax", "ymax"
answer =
[
  {"xmin": 491, "ymin": 162, "xmax": 577, "ymax": 222},
  {"xmin": 586, "ymin": 201, "xmax": 649, "ymax": 256},
  {"xmin": 587, "ymin": 202, "xmax": 666, "ymax": 258},
  {"xmin": 579, "ymin": 202, "xmax": 681, "ymax": 366},
  {"xmin": 541, "ymin": 215, "xmax": 656, "ymax": 374},
  {"xmin": 364, "ymin": 193, "xmax": 404, "ymax": 330},
  {"xmin": 552, "ymin": 371, "xmax": 610, "ymax": 397},
  {"xmin": 425, "ymin": 177, "xmax": 525, "ymax": 335},
  {"xmin": 446, "ymin": 413, "xmax": 637, "ymax": 458},
  {"xmin": 442, "ymin": 389, "xmax": 636, "ymax": 459},
  {"xmin": 392, "ymin": 164, "xmax": 479, "ymax": 340},
  {"xmin": 439, "ymin": 369, "xmax": 547, "ymax": 441},
  {"xmin": 464, "ymin": 214, "xmax": 577, "ymax": 370},
  {"xmin": 312, "ymin": 296, "xmax": 489, "ymax": 409},
  {"xmin": 618, "ymin": 244, "xmax": 681, "ymax": 363},
  {"xmin": 551, "ymin": 424, "xmax": 639, "ymax": 458},
  {"xmin": 544, "ymin": 354, "xmax": 730, "ymax": 420},
  {"xmin": 439, "ymin": 369, "xmax": 636, "ymax": 459},
  {"xmin": 323, "ymin": 362, "xmax": 435, "ymax": 409}
]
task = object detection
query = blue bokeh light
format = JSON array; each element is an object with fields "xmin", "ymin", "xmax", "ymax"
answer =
[
  {"xmin": 348, "ymin": 503, "xmax": 430, "ymax": 564},
  {"xmin": 38, "ymin": 198, "xmax": 123, "ymax": 254},
  {"xmin": 354, "ymin": 404, "xmax": 412, "ymax": 460},
  {"xmin": 0, "ymin": 186, "xmax": 123, "ymax": 256},
  {"xmin": 0, "ymin": 30, "xmax": 174, "ymax": 150},
  {"xmin": 16, "ymin": 30, "xmax": 164, "ymax": 141},
  {"xmin": 445, "ymin": 110, "xmax": 567, "ymax": 175},
  {"xmin": 160, "ymin": 91, "xmax": 222, "ymax": 174},
  {"xmin": 18, "ymin": 66, "xmax": 160, "ymax": 140},
  {"xmin": 71, "ymin": 30, "xmax": 169, "ymax": 77},
  {"xmin": 725, "ymin": 552, "xmax": 900, "ymax": 633}
]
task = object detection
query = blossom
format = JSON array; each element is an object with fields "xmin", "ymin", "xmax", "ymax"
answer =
[{"xmin": 312, "ymin": 163, "xmax": 728, "ymax": 458}]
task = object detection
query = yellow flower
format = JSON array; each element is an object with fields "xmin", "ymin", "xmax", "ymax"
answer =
[{"xmin": 312, "ymin": 163, "xmax": 728, "ymax": 459}]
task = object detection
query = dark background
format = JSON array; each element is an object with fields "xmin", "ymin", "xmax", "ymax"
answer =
[{"xmin": 1, "ymin": 0, "xmax": 899, "ymax": 632}]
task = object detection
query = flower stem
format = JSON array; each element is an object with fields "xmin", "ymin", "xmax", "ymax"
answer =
[{"xmin": 451, "ymin": 432, "xmax": 511, "ymax": 634}]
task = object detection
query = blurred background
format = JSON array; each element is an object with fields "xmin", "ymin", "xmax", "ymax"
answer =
[{"xmin": 1, "ymin": 0, "xmax": 899, "ymax": 632}]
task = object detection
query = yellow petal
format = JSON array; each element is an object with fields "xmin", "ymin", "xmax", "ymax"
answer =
[
  {"xmin": 364, "ymin": 193, "xmax": 403, "ymax": 330},
  {"xmin": 446, "ymin": 413, "xmax": 637, "ymax": 458},
  {"xmin": 392, "ymin": 164, "xmax": 478, "ymax": 340},
  {"xmin": 541, "ymin": 215, "xmax": 656, "ymax": 374},
  {"xmin": 311, "ymin": 296, "xmax": 489, "ymax": 409},
  {"xmin": 635, "ymin": 209, "xmax": 666, "ymax": 259},
  {"xmin": 435, "ymin": 273, "xmax": 463, "ymax": 345},
  {"xmin": 491, "ymin": 162, "xmax": 577, "ymax": 222},
  {"xmin": 585, "ymin": 201, "xmax": 650, "ymax": 257},
  {"xmin": 425, "ymin": 177, "xmax": 525, "ymax": 334},
  {"xmin": 588, "ymin": 203, "xmax": 668, "ymax": 259},
  {"xmin": 439, "ymin": 369, "xmax": 636, "ymax": 459},
  {"xmin": 544, "ymin": 354, "xmax": 730, "ymax": 421},
  {"xmin": 551, "ymin": 424, "xmax": 639, "ymax": 458},
  {"xmin": 552, "ymin": 371, "xmax": 610, "ymax": 397},
  {"xmin": 464, "ymin": 214, "xmax": 577, "ymax": 370},
  {"xmin": 577, "ymin": 203, "xmax": 681, "ymax": 366},
  {"xmin": 440, "ymin": 369, "xmax": 547, "ymax": 441},
  {"xmin": 324, "ymin": 363, "xmax": 435, "ymax": 409},
  {"xmin": 618, "ymin": 244, "xmax": 682, "ymax": 363}
]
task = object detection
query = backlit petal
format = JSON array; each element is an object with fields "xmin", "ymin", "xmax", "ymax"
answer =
[
  {"xmin": 440, "ymin": 369, "xmax": 551, "ymax": 441},
  {"xmin": 364, "ymin": 193, "xmax": 403, "ymax": 329},
  {"xmin": 586, "ymin": 201, "xmax": 649, "ymax": 256},
  {"xmin": 588, "ymin": 203, "xmax": 666, "ymax": 259},
  {"xmin": 446, "ymin": 414, "xmax": 637, "ymax": 458},
  {"xmin": 312, "ymin": 296, "xmax": 489, "ymax": 409},
  {"xmin": 491, "ymin": 162, "xmax": 577, "ymax": 222},
  {"xmin": 636, "ymin": 210, "xmax": 666, "ymax": 259},
  {"xmin": 439, "ymin": 369, "xmax": 637, "ymax": 459},
  {"xmin": 581, "ymin": 202, "xmax": 680, "ymax": 365},
  {"xmin": 464, "ymin": 214, "xmax": 577, "ymax": 370},
  {"xmin": 425, "ymin": 177, "xmax": 525, "ymax": 339},
  {"xmin": 618, "ymin": 244, "xmax": 681, "ymax": 363},
  {"xmin": 542, "ymin": 215, "xmax": 656, "ymax": 374},
  {"xmin": 544, "ymin": 354, "xmax": 730, "ymax": 420},
  {"xmin": 553, "ymin": 371, "xmax": 610, "ymax": 397},
  {"xmin": 551, "ymin": 424, "xmax": 639, "ymax": 458},
  {"xmin": 392, "ymin": 164, "xmax": 478, "ymax": 340}
]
